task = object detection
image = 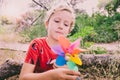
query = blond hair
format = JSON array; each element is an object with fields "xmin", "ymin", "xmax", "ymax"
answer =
[{"xmin": 44, "ymin": 3, "xmax": 75, "ymax": 31}]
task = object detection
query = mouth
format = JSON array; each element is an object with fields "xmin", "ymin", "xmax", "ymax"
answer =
[{"xmin": 55, "ymin": 31, "xmax": 63, "ymax": 35}]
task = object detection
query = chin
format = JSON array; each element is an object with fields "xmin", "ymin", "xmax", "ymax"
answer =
[
  {"xmin": 53, "ymin": 35, "xmax": 61, "ymax": 41},
  {"xmin": 52, "ymin": 34, "xmax": 66, "ymax": 41},
  {"xmin": 52, "ymin": 36, "xmax": 58, "ymax": 41}
]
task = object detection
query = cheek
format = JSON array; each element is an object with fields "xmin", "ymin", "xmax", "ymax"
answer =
[{"xmin": 64, "ymin": 27, "xmax": 71, "ymax": 34}]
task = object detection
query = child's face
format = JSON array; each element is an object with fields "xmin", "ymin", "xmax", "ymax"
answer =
[{"xmin": 46, "ymin": 10, "xmax": 73, "ymax": 41}]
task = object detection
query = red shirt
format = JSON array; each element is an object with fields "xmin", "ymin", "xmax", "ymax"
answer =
[{"xmin": 25, "ymin": 37, "xmax": 58, "ymax": 73}]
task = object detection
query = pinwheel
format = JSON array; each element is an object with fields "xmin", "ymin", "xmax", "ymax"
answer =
[{"xmin": 52, "ymin": 36, "xmax": 87, "ymax": 71}]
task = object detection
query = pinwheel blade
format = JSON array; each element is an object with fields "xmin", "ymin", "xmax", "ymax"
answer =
[
  {"xmin": 69, "ymin": 38, "xmax": 81, "ymax": 51},
  {"xmin": 67, "ymin": 61, "xmax": 78, "ymax": 71},
  {"xmin": 58, "ymin": 36, "xmax": 70, "ymax": 53},
  {"xmin": 73, "ymin": 66, "xmax": 79, "ymax": 71},
  {"xmin": 56, "ymin": 55, "xmax": 66, "ymax": 66},
  {"xmin": 72, "ymin": 48, "xmax": 81, "ymax": 55},
  {"xmin": 70, "ymin": 54, "xmax": 82, "ymax": 65},
  {"xmin": 51, "ymin": 45, "xmax": 64, "ymax": 56}
]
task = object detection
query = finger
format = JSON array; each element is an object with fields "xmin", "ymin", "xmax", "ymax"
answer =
[
  {"xmin": 75, "ymin": 77, "xmax": 81, "ymax": 80},
  {"xmin": 65, "ymin": 70, "xmax": 80, "ymax": 76},
  {"xmin": 50, "ymin": 59, "xmax": 56, "ymax": 64},
  {"xmin": 64, "ymin": 74, "xmax": 79, "ymax": 80},
  {"xmin": 53, "ymin": 63, "xmax": 68, "ymax": 69},
  {"xmin": 60, "ymin": 65, "xmax": 68, "ymax": 68},
  {"xmin": 53, "ymin": 64, "xmax": 58, "ymax": 69}
]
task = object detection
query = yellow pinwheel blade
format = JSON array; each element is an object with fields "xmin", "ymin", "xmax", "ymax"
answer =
[{"xmin": 70, "ymin": 54, "xmax": 82, "ymax": 65}]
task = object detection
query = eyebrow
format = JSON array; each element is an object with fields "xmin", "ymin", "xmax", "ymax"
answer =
[
  {"xmin": 54, "ymin": 17, "xmax": 72, "ymax": 23},
  {"xmin": 54, "ymin": 17, "xmax": 60, "ymax": 20}
]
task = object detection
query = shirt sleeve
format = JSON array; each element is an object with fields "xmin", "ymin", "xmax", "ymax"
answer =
[{"xmin": 24, "ymin": 39, "xmax": 41, "ymax": 65}]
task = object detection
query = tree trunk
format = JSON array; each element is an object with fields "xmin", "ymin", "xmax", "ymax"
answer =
[
  {"xmin": 0, "ymin": 54, "xmax": 120, "ymax": 79},
  {"xmin": 80, "ymin": 54, "xmax": 120, "ymax": 68},
  {"xmin": 0, "ymin": 59, "xmax": 22, "ymax": 80},
  {"xmin": 80, "ymin": 54, "xmax": 120, "ymax": 79}
]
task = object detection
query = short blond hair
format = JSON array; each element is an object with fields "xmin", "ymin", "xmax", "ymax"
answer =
[{"xmin": 44, "ymin": 3, "xmax": 75, "ymax": 31}]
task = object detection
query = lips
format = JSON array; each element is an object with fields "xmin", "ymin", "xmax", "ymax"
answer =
[{"xmin": 55, "ymin": 31, "xmax": 63, "ymax": 35}]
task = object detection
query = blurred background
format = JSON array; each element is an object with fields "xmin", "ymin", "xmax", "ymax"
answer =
[{"xmin": 0, "ymin": 0, "xmax": 120, "ymax": 79}]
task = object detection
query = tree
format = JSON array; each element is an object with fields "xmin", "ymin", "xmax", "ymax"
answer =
[{"xmin": 105, "ymin": 0, "xmax": 120, "ymax": 15}]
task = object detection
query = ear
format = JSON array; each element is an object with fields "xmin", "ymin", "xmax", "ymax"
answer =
[
  {"xmin": 45, "ymin": 21, "xmax": 49, "ymax": 29},
  {"xmin": 68, "ymin": 28, "xmax": 72, "ymax": 33}
]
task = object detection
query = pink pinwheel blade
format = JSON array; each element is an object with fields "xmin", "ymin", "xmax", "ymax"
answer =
[{"xmin": 68, "ymin": 38, "xmax": 81, "ymax": 53}]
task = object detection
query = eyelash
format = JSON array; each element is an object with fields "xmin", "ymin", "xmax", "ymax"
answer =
[
  {"xmin": 54, "ymin": 20, "xmax": 69, "ymax": 27},
  {"xmin": 54, "ymin": 20, "xmax": 59, "ymax": 23},
  {"xmin": 64, "ymin": 24, "xmax": 68, "ymax": 26}
]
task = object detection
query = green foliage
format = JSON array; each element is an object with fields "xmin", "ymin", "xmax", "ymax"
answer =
[
  {"xmin": 21, "ymin": 8, "xmax": 120, "ymax": 44},
  {"xmin": 91, "ymin": 13, "xmax": 119, "ymax": 43},
  {"xmin": 69, "ymin": 26, "xmax": 96, "ymax": 41},
  {"xmin": 83, "ymin": 41, "xmax": 94, "ymax": 48},
  {"xmin": 20, "ymin": 11, "xmax": 47, "ymax": 42},
  {"xmin": 93, "ymin": 30, "xmax": 117, "ymax": 43},
  {"xmin": 92, "ymin": 46, "xmax": 107, "ymax": 54},
  {"xmin": 29, "ymin": 23, "xmax": 47, "ymax": 40},
  {"xmin": 21, "ymin": 23, "xmax": 47, "ymax": 42},
  {"xmin": 105, "ymin": 0, "xmax": 120, "ymax": 15},
  {"xmin": 70, "ymin": 12, "xmax": 119, "ymax": 43}
]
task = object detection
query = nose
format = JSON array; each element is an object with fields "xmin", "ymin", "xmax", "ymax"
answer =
[{"xmin": 58, "ymin": 22, "xmax": 63, "ymax": 30}]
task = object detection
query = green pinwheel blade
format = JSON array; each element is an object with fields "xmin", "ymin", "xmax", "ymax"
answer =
[
  {"xmin": 67, "ymin": 61, "xmax": 78, "ymax": 71},
  {"xmin": 73, "ymin": 65, "xmax": 78, "ymax": 71}
]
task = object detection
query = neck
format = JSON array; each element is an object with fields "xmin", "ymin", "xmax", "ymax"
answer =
[{"xmin": 46, "ymin": 37, "xmax": 59, "ymax": 47}]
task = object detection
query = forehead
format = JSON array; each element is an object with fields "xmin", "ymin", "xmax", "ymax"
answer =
[{"xmin": 51, "ymin": 10, "xmax": 73, "ymax": 22}]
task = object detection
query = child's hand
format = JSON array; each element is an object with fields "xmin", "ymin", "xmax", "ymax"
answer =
[
  {"xmin": 48, "ymin": 68, "xmax": 80, "ymax": 80},
  {"xmin": 50, "ymin": 59, "xmax": 68, "ymax": 69}
]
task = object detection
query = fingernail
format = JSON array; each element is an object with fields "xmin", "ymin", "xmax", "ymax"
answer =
[{"xmin": 76, "ymin": 77, "xmax": 81, "ymax": 80}]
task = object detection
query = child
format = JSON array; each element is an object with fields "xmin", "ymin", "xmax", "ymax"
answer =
[{"xmin": 19, "ymin": 3, "xmax": 80, "ymax": 80}]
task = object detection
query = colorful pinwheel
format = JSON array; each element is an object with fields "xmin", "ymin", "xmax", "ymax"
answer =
[{"xmin": 52, "ymin": 36, "xmax": 87, "ymax": 71}]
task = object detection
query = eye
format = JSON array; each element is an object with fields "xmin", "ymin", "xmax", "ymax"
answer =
[
  {"xmin": 54, "ymin": 19, "xmax": 60, "ymax": 23},
  {"xmin": 64, "ymin": 22, "xmax": 69, "ymax": 27},
  {"xmin": 64, "ymin": 23, "xmax": 68, "ymax": 27},
  {"xmin": 54, "ymin": 20, "xmax": 59, "ymax": 23}
]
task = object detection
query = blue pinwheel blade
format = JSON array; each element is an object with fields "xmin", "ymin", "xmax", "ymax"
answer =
[{"xmin": 56, "ymin": 55, "xmax": 66, "ymax": 66}]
